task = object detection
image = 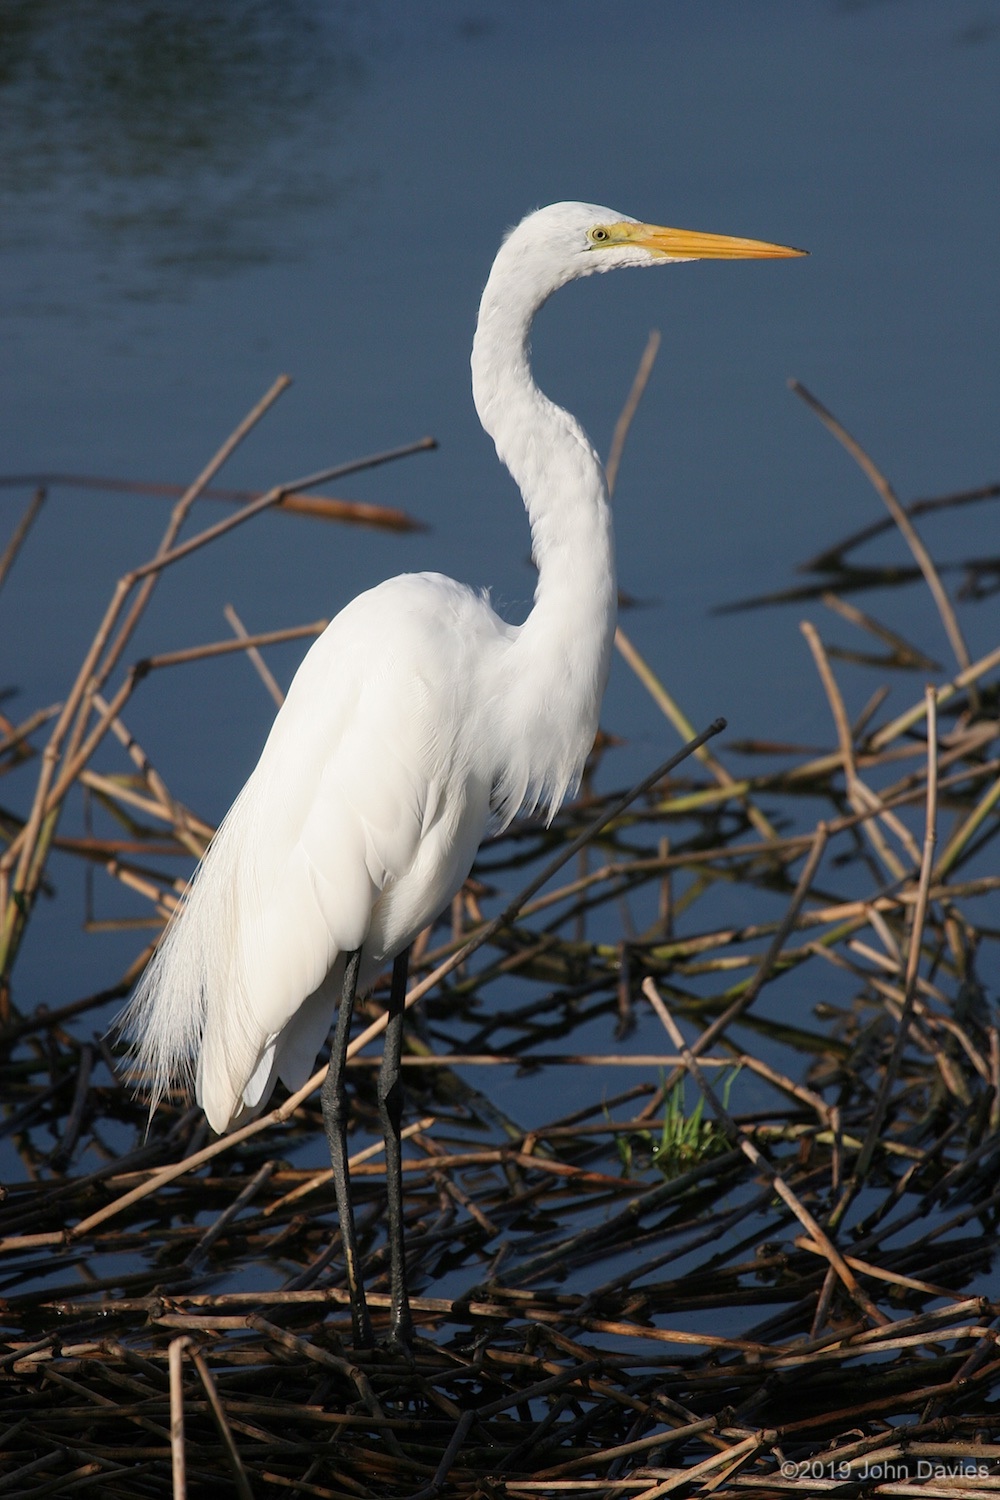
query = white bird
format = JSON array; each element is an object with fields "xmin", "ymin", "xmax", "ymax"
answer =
[{"xmin": 123, "ymin": 202, "xmax": 803, "ymax": 1348}]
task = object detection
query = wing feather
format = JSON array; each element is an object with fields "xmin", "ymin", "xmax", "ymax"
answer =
[{"xmin": 124, "ymin": 573, "xmax": 504, "ymax": 1132}]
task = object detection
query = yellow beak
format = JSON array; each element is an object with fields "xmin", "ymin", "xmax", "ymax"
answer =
[{"xmin": 627, "ymin": 223, "xmax": 807, "ymax": 260}]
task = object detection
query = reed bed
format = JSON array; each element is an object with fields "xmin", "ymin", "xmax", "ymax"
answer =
[{"xmin": 0, "ymin": 365, "xmax": 998, "ymax": 1496}]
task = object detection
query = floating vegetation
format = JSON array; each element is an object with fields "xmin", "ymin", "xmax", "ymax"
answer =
[{"xmin": 0, "ymin": 360, "xmax": 998, "ymax": 1495}]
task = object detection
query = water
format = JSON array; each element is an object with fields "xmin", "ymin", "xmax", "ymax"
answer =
[{"xmin": 1, "ymin": 0, "xmax": 998, "ymax": 1009}]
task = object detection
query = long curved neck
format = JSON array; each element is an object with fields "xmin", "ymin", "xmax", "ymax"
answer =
[{"xmin": 471, "ymin": 254, "xmax": 617, "ymax": 814}]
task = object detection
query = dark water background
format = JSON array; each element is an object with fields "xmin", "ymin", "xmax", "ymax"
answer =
[{"xmin": 1, "ymin": 1, "xmax": 997, "ymax": 1069}]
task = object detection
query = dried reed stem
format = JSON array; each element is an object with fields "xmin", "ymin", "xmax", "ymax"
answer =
[
  {"xmin": 0, "ymin": 486, "xmax": 45, "ymax": 592},
  {"xmin": 790, "ymin": 379, "xmax": 973, "ymax": 685}
]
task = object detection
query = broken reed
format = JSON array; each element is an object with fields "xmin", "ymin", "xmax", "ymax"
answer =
[{"xmin": 0, "ymin": 366, "xmax": 998, "ymax": 1496}]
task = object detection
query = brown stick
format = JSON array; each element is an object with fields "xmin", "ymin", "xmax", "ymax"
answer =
[
  {"xmin": 852, "ymin": 686, "xmax": 939, "ymax": 1184},
  {"xmin": 189, "ymin": 1346, "xmax": 255, "ymax": 1500},
  {"xmin": 790, "ymin": 380, "xmax": 974, "ymax": 688},
  {"xmin": 0, "ymin": 465, "xmax": 431, "ymax": 530},
  {"xmin": 168, "ymin": 1335, "xmax": 191, "ymax": 1500},
  {"xmin": 605, "ymin": 329, "xmax": 661, "ymax": 496},
  {"xmin": 0, "ymin": 486, "xmax": 45, "ymax": 592},
  {"xmin": 224, "ymin": 603, "xmax": 286, "ymax": 707}
]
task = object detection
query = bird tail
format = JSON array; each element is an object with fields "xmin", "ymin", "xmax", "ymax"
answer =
[
  {"xmin": 117, "ymin": 888, "xmax": 207, "ymax": 1126},
  {"xmin": 117, "ymin": 776, "xmax": 268, "ymax": 1128}
]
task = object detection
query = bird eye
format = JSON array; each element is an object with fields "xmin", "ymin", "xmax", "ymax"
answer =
[{"xmin": 588, "ymin": 226, "xmax": 611, "ymax": 244}]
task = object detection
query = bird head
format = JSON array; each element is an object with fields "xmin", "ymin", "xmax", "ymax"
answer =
[{"xmin": 501, "ymin": 201, "xmax": 805, "ymax": 292}]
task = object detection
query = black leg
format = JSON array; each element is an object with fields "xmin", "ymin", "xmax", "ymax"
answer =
[
  {"xmin": 378, "ymin": 946, "xmax": 413, "ymax": 1350},
  {"xmin": 320, "ymin": 948, "xmax": 373, "ymax": 1349}
]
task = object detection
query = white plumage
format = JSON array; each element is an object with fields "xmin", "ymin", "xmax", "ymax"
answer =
[{"xmin": 123, "ymin": 200, "xmax": 803, "ymax": 1140}]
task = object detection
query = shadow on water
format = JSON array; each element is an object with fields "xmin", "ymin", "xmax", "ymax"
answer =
[{"xmin": 0, "ymin": 1, "xmax": 368, "ymax": 290}]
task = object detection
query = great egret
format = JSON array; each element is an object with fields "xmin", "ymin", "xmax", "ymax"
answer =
[{"xmin": 123, "ymin": 201, "xmax": 803, "ymax": 1348}]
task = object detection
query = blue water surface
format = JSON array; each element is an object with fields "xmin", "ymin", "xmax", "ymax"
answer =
[{"xmin": 1, "ymin": 0, "xmax": 997, "ymax": 1022}]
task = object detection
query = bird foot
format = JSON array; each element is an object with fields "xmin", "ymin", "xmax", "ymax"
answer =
[{"xmin": 379, "ymin": 1316, "xmax": 415, "ymax": 1363}]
